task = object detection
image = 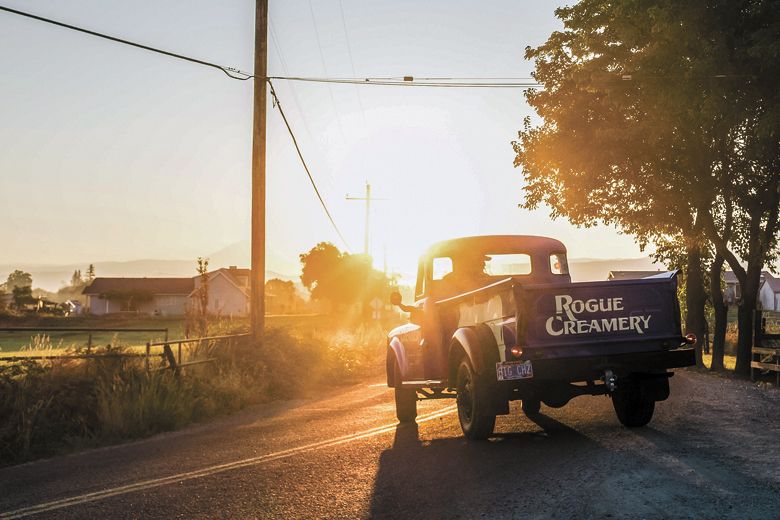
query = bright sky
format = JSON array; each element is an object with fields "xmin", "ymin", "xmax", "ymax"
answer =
[{"xmin": 0, "ymin": 0, "xmax": 648, "ymax": 277}]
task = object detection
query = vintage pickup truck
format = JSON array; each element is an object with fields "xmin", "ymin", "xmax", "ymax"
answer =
[{"xmin": 387, "ymin": 235, "xmax": 696, "ymax": 439}]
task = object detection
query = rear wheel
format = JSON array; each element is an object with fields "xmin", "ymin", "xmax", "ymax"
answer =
[
  {"xmin": 394, "ymin": 359, "xmax": 417, "ymax": 423},
  {"xmin": 612, "ymin": 378, "xmax": 655, "ymax": 427},
  {"xmin": 456, "ymin": 358, "xmax": 496, "ymax": 440}
]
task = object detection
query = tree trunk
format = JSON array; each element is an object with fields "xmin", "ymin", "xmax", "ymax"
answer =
[
  {"xmin": 709, "ymin": 254, "xmax": 727, "ymax": 371},
  {"xmin": 734, "ymin": 264, "xmax": 762, "ymax": 377},
  {"xmin": 685, "ymin": 247, "xmax": 707, "ymax": 368}
]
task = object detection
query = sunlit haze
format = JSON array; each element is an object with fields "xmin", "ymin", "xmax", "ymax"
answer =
[{"xmin": 0, "ymin": 0, "xmax": 650, "ymax": 281}]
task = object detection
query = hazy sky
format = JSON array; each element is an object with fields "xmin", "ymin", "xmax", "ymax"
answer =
[{"xmin": 0, "ymin": 0, "xmax": 649, "ymax": 276}]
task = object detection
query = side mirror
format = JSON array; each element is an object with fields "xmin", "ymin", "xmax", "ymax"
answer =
[{"xmin": 390, "ymin": 291, "xmax": 403, "ymax": 307}]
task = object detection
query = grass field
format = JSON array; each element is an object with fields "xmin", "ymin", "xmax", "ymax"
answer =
[
  {"xmin": 701, "ymin": 353, "xmax": 737, "ymax": 371},
  {"xmin": 0, "ymin": 314, "xmax": 330, "ymax": 354}
]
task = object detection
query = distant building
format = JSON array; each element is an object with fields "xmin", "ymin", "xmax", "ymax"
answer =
[
  {"xmin": 82, "ymin": 278, "xmax": 194, "ymax": 316},
  {"xmin": 607, "ymin": 270, "xmax": 664, "ymax": 281},
  {"xmin": 190, "ymin": 266, "xmax": 250, "ymax": 317},
  {"xmin": 82, "ymin": 267, "xmax": 252, "ymax": 317},
  {"xmin": 724, "ymin": 271, "xmax": 780, "ymax": 311}
]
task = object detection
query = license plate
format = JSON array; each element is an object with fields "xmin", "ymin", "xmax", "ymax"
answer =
[{"xmin": 496, "ymin": 361, "xmax": 534, "ymax": 381}]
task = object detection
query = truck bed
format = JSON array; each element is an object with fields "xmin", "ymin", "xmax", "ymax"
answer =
[{"xmin": 515, "ymin": 273, "xmax": 686, "ymax": 360}]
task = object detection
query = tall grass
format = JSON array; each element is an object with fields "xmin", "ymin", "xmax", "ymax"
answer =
[{"xmin": 0, "ymin": 321, "xmax": 389, "ymax": 465}]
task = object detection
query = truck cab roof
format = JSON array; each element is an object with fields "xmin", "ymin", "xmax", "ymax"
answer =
[
  {"xmin": 417, "ymin": 235, "xmax": 570, "ymax": 300},
  {"xmin": 423, "ymin": 235, "xmax": 567, "ymax": 259}
]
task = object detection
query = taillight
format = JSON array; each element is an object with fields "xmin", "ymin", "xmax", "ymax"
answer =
[
  {"xmin": 510, "ymin": 346, "xmax": 524, "ymax": 358},
  {"xmin": 684, "ymin": 333, "xmax": 697, "ymax": 345}
]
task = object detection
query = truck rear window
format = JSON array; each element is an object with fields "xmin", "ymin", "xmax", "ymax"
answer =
[{"xmin": 484, "ymin": 254, "xmax": 532, "ymax": 276}]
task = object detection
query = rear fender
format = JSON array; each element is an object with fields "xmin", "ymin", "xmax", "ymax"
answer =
[
  {"xmin": 449, "ymin": 325, "xmax": 507, "ymax": 414},
  {"xmin": 449, "ymin": 328, "xmax": 480, "ymax": 384},
  {"xmin": 448, "ymin": 325, "xmax": 500, "ymax": 381}
]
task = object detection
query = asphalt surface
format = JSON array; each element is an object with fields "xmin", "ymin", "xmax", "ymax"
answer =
[{"xmin": 1, "ymin": 370, "xmax": 779, "ymax": 520}]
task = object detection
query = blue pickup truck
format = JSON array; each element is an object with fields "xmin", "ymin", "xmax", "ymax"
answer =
[{"xmin": 387, "ymin": 235, "xmax": 696, "ymax": 439}]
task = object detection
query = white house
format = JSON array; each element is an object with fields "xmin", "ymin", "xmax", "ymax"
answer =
[
  {"xmin": 82, "ymin": 267, "xmax": 252, "ymax": 317},
  {"xmin": 190, "ymin": 266, "xmax": 250, "ymax": 317},
  {"xmin": 724, "ymin": 271, "xmax": 780, "ymax": 311},
  {"xmin": 82, "ymin": 278, "xmax": 194, "ymax": 316}
]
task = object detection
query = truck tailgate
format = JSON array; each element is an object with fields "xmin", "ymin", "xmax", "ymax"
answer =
[{"xmin": 515, "ymin": 274, "xmax": 684, "ymax": 359}]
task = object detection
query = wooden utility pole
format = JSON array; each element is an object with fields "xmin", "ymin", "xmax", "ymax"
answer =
[
  {"xmin": 346, "ymin": 182, "xmax": 386, "ymax": 256},
  {"xmin": 250, "ymin": 0, "xmax": 268, "ymax": 341}
]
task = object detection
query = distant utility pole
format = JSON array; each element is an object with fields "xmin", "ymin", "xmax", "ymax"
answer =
[
  {"xmin": 250, "ymin": 0, "xmax": 268, "ymax": 342},
  {"xmin": 346, "ymin": 182, "xmax": 386, "ymax": 256}
]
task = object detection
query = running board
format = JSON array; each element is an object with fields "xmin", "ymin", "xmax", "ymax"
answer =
[{"xmin": 400, "ymin": 380, "xmax": 447, "ymax": 388}]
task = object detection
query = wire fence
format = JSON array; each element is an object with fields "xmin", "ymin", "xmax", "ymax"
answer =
[{"xmin": 0, "ymin": 327, "xmax": 249, "ymax": 375}]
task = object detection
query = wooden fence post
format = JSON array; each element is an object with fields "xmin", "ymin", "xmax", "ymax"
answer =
[{"xmin": 162, "ymin": 343, "xmax": 178, "ymax": 376}]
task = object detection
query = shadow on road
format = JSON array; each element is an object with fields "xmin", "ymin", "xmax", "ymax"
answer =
[{"xmin": 366, "ymin": 412, "xmax": 594, "ymax": 520}]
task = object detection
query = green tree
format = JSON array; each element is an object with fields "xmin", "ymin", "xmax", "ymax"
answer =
[
  {"xmin": 300, "ymin": 242, "xmax": 392, "ymax": 314},
  {"xmin": 86, "ymin": 264, "xmax": 96, "ymax": 282},
  {"xmin": 513, "ymin": 0, "xmax": 779, "ymax": 373},
  {"xmin": 6, "ymin": 270, "xmax": 32, "ymax": 291},
  {"xmin": 70, "ymin": 270, "xmax": 83, "ymax": 288},
  {"xmin": 12, "ymin": 285, "xmax": 34, "ymax": 308}
]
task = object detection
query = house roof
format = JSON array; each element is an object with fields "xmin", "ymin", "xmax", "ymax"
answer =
[
  {"xmin": 83, "ymin": 278, "xmax": 194, "ymax": 295},
  {"xmin": 762, "ymin": 272, "xmax": 780, "ymax": 292},
  {"xmin": 217, "ymin": 268, "xmax": 251, "ymax": 287},
  {"xmin": 607, "ymin": 270, "xmax": 663, "ymax": 280},
  {"xmin": 189, "ymin": 268, "xmax": 251, "ymax": 298},
  {"xmin": 724, "ymin": 271, "xmax": 780, "ymax": 293}
]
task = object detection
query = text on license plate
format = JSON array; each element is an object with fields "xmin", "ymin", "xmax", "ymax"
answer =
[{"xmin": 496, "ymin": 361, "xmax": 534, "ymax": 381}]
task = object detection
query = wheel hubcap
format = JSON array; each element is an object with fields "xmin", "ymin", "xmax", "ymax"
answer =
[{"xmin": 457, "ymin": 369, "xmax": 474, "ymax": 424}]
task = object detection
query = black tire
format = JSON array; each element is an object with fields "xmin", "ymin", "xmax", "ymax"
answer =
[
  {"xmin": 394, "ymin": 359, "xmax": 417, "ymax": 423},
  {"xmin": 611, "ymin": 379, "xmax": 655, "ymax": 428},
  {"xmin": 455, "ymin": 358, "xmax": 496, "ymax": 440},
  {"xmin": 522, "ymin": 398, "xmax": 541, "ymax": 416}
]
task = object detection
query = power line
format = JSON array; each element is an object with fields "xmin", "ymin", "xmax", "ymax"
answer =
[
  {"xmin": 269, "ymin": 76, "xmax": 543, "ymax": 88},
  {"xmin": 269, "ymin": 20, "xmax": 318, "ymax": 144},
  {"xmin": 307, "ymin": 0, "xmax": 347, "ymax": 142},
  {"xmin": 337, "ymin": 0, "xmax": 367, "ymax": 127},
  {"xmin": 0, "ymin": 6, "xmax": 540, "ymax": 88},
  {"xmin": 268, "ymin": 79, "xmax": 351, "ymax": 252},
  {"xmin": 0, "ymin": 4, "xmax": 253, "ymax": 80}
]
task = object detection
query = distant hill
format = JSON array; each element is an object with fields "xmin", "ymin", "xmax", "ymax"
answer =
[{"xmin": 0, "ymin": 241, "xmax": 299, "ymax": 292}]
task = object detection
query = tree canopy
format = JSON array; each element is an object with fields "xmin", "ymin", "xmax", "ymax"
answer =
[
  {"xmin": 514, "ymin": 0, "xmax": 780, "ymax": 375},
  {"xmin": 299, "ymin": 242, "xmax": 393, "ymax": 311},
  {"xmin": 6, "ymin": 270, "xmax": 32, "ymax": 291}
]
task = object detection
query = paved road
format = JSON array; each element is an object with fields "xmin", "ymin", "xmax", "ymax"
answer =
[{"xmin": 1, "ymin": 370, "xmax": 779, "ymax": 519}]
